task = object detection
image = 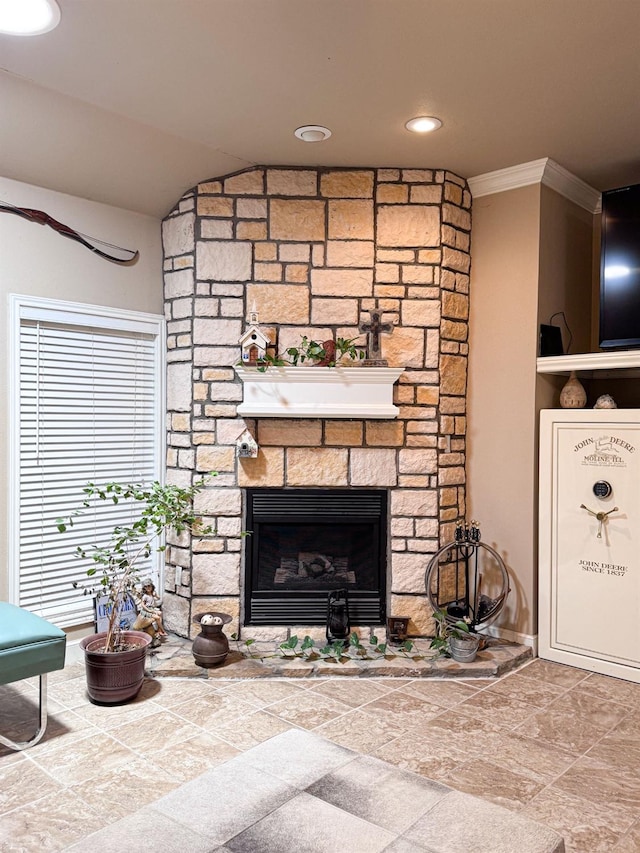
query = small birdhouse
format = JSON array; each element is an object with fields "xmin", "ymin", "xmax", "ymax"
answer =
[{"xmin": 239, "ymin": 325, "xmax": 270, "ymax": 365}]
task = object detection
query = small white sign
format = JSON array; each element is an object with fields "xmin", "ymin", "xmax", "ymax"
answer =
[{"xmin": 94, "ymin": 593, "xmax": 137, "ymax": 633}]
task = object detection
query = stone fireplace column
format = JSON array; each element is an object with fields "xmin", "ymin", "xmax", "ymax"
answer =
[{"xmin": 161, "ymin": 167, "xmax": 471, "ymax": 640}]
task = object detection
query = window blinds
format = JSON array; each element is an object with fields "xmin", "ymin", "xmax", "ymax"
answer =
[{"xmin": 17, "ymin": 313, "xmax": 162, "ymax": 628}]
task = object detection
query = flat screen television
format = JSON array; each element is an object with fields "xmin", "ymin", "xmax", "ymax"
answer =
[{"xmin": 600, "ymin": 182, "xmax": 640, "ymax": 348}]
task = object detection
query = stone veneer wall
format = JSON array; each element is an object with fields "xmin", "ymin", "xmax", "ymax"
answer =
[{"xmin": 161, "ymin": 166, "xmax": 471, "ymax": 640}]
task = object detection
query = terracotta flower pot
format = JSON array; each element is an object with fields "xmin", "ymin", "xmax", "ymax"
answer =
[{"xmin": 79, "ymin": 630, "xmax": 152, "ymax": 705}]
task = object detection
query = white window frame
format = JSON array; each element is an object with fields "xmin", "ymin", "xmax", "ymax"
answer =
[{"xmin": 8, "ymin": 294, "xmax": 166, "ymax": 624}]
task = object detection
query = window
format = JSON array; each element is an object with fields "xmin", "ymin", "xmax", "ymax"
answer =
[{"xmin": 9, "ymin": 296, "xmax": 165, "ymax": 628}]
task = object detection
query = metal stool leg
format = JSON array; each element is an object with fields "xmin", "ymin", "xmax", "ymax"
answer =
[{"xmin": 0, "ymin": 673, "xmax": 49, "ymax": 751}]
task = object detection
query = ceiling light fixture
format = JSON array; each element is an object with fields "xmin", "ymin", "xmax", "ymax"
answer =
[
  {"xmin": 405, "ymin": 116, "xmax": 443, "ymax": 134},
  {"xmin": 294, "ymin": 125, "xmax": 332, "ymax": 143},
  {"xmin": 0, "ymin": 0, "xmax": 60, "ymax": 35}
]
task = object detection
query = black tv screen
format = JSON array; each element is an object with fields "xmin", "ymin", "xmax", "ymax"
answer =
[{"xmin": 600, "ymin": 183, "xmax": 640, "ymax": 348}]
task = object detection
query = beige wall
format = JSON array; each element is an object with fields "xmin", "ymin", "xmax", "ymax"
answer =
[
  {"xmin": 467, "ymin": 185, "xmax": 541, "ymax": 637},
  {"xmin": 468, "ymin": 183, "xmax": 597, "ymax": 639},
  {"xmin": 0, "ymin": 176, "xmax": 163, "ymax": 602}
]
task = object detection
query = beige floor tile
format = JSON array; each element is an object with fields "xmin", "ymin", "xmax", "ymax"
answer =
[
  {"xmin": 264, "ymin": 690, "xmax": 353, "ymax": 729},
  {"xmin": 0, "ymin": 747, "xmax": 26, "ymax": 766},
  {"xmin": 552, "ymin": 754, "xmax": 640, "ymax": 813},
  {"xmin": 146, "ymin": 730, "xmax": 241, "ymax": 782},
  {"xmin": 514, "ymin": 708, "xmax": 610, "ymax": 755},
  {"xmin": 214, "ymin": 709, "xmax": 296, "ymax": 750},
  {"xmin": 401, "ymin": 679, "xmax": 479, "ymax": 708},
  {"xmin": 0, "ymin": 788, "xmax": 106, "ymax": 852},
  {"xmin": 170, "ymin": 693, "xmax": 257, "ymax": 731},
  {"xmin": 489, "ymin": 731, "xmax": 578, "ymax": 784},
  {"xmin": 609, "ymin": 711, "xmax": 640, "ymax": 738},
  {"xmin": 546, "ymin": 689, "xmax": 629, "ymax": 729},
  {"xmin": 482, "ymin": 671, "xmax": 568, "ymax": 706},
  {"xmin": 108, "ymin": 708, "xmax": 204, "ymax": 751},
  {"xmin": 46, "ymin": 676, "xmax": 93, "ymax": 710},
  {"xmin": 0, "ymin": 686, "xmax": 66, "ymax": 720},
  {"xmin": 17, "ymin": 709, "xmax": 102, "ymax": 758},
  {"xmin": 590, "ymin": 714, "xmax": 640, "ymax": 771},
  {"xmin": 72, "ymin": 696, "xmax": 165, "ymax": 731},
  {"xmin": 30, "ymin": 731, "xmax": 137, "ymax": 786},
  {"xmin": 70, "ymin": 762, "xmax": 180, "ymax": 821},
  {"xmin": 453, "ymin": 689, "xmax": 539, "ymax": 729},
  {"xmin": 575, "ymin": 672, "xmax": 640, "ymax": 705},
  {"xmin": 216, "ymin": 678, "xmax": 307, "ymax": 707},
  {"xmin": 518, "ymin": 659, "xmax": 590, "ymax": 689},
  {"xmin": 48, "ymin": 662, "xmax": 86, "ymax": 684},
  {"xmin": 305, "ymin": 678, "xmax": 392, "ymax": 708},
  {"xmin": 423, "ymin": 708, "xmax": 507, "ymax": 739},
  {"xmin": 146, "ymin": 677, "xmax": 223, "ymax": 708},
  {"xmin": 359, "ymin": 689, "xmax": 444, "ymax": 729},
  {"xmin": 0, "ymin": 759, "xmax": 63, "ymax": 816},
  {"xmin": 373, "ymin": 732, "xmax": 464, "ymax": 780},
  {"xmin": 315, "ymin": 707, "xmax": 407, "ymax": 752},
  {"xmin": 613, "ymin": 819, "xmax": 640, "ymax": 852},
  {"xmin": 524, "ymin": 785, "xmax": 635, "ymax": 852},
  {"xmin": 440, "ymin": 756, "xmax": 544, "ymax": 809}
]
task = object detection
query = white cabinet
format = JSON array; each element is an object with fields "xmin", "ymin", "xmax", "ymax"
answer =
[{"xmin": 539, "ymin": 409, "xmax": 640, "ymax": 682}]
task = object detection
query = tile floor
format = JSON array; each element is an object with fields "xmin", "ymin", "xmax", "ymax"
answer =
[
  {"xmin": 1, "ymin": 652, "xmax": 640, "ymax": 851},
  {"xmin": 62, "ymin": 729, "xmax": 564, "ymax": 853}
]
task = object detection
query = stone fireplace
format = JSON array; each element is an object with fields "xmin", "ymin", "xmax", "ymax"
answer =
[{"xmin": 161, "ymin": 166, "xmax": 471, "ymax": 640}]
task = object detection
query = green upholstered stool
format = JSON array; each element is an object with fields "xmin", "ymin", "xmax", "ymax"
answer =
[{"xmin": 0, "ymin": 602, "xmax": 67, "ymax": 750}]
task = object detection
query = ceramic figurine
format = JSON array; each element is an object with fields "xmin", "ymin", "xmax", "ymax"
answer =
[
  {"xmin": 132, "ymin": 579, "xmax": 166, "ymax": 646},
  {"xmin": 239, "ymin": 306, "xmax": 270, "ymax": 365},
  {"xmin": 594, "ymin": 394, "xmax": 617, "ymax": 409}
]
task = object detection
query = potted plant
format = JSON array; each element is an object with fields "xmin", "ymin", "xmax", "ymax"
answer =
[
  {"xmin": 431, "ymin": 608, "xmax": 481, "ymax": 663},
  {"xmin": 254, "ymin": 335, "xmax": 365, "ymax": 371},
  {"xmin": 57, "ymin": 477, "xmax": 212, "ymax": 704}
]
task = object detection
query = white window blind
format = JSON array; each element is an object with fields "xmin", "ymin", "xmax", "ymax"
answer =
[{"xmin": 12, "ymin": 299, "xmax": 164, "ymax": 628}]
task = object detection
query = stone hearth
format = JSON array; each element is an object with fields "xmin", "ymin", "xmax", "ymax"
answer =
[{"xmin": 161, "ymin": 166, "xmax": 471, "ymax": 640}]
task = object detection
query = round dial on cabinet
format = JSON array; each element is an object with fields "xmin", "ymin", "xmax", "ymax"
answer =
[{"xmin": 593, "ymin": 480, "xmax": 613, "ymax": 499}]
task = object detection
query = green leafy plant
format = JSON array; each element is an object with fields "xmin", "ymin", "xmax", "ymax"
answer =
[
  {"xmin": 254, "ymin": 335, "xmax": 365, "ymax": 371},
  {"xmin": 231, "ymin": 633, "xmax": 260, "ymax": 658},
  {"xmin": 279, "ymin": 634, "xmax": 300, "ymax": 656},
  {"xmin": 57, "ymin": 476, "xmax": 216, "ymax": 653},
  {"xmin": 430, "ymin": 608, "xmax": 475, "ymax": 658}
]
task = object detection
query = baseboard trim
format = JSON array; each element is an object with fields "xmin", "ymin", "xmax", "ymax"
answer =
[{"xmin": 482, "ymin": 624, "xmax": 538, "ymax": 656}]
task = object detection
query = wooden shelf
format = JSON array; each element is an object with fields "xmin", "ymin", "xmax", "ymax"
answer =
[
  {"xmin": 537, "ymin": 351, "xmax": 640, "ymax": 378},
  {"xmin": 235, "ymin": 366, "xmax": 404, "ymax": 419}
]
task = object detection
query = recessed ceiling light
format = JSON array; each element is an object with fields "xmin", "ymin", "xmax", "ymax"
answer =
[
  {"xmin": 294, "ymin": 125, "xmax": 332, "ymax": 143},
  {"xmin": 0, "ymin": 0, "xmax": 60, "ymax": 35},
  {"xmin": 405, "ymin": 116, "xmax": 443, "ymax": 134}
]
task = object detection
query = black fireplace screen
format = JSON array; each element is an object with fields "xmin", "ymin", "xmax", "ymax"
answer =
[{"xmin": 244, "ymin": 489, "xmax": 387, "ymax": 625}]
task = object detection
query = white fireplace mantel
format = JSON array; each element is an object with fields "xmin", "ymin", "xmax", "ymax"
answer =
[{"xmin": 235, "ymin": 365, "xmax": 405, "ymax": 418}]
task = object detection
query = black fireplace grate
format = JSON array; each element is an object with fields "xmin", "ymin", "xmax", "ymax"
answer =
[{"xmin": 244, "ymin": 489, "xmax": 387, "ymax": 626}]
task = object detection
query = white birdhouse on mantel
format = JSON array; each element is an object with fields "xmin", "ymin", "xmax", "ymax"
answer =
[{"xmin": 239, "ymin": 307, "xmax": 270, "ymax": 365}]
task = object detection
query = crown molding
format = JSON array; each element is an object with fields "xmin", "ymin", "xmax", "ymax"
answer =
[{"xmin": 469, "ymin": 157, "xmax": 601, "ymax": 214}]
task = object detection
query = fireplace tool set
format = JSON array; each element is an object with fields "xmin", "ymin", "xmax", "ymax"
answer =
[{"xmin": 424, "ymin": 521, "xmax": 510, "ymax": 632}]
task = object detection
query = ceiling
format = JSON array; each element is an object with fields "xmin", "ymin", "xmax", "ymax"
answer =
[{"xmin": 2, "ymin": 0, "xmax": 640, "ymax": 218}]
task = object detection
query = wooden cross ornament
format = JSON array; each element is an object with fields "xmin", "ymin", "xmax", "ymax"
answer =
[{"xmin": 359, "ymin": 309, "xmax": 394, "ymax": 366}]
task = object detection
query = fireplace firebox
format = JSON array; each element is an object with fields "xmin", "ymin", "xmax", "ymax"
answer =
[{"xmin": 244, "ymin": 489, "xmax": 387, "ymax": 625}]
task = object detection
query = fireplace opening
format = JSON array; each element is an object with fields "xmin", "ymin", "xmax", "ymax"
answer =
[{"xmin": 244, "ymin": 489, "xmax": 387, "ymax": 625}]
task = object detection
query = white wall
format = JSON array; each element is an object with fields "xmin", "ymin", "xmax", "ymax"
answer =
[{"xmin": 0, "ymin": 176, "xmax": 163, "ymax": 601}]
